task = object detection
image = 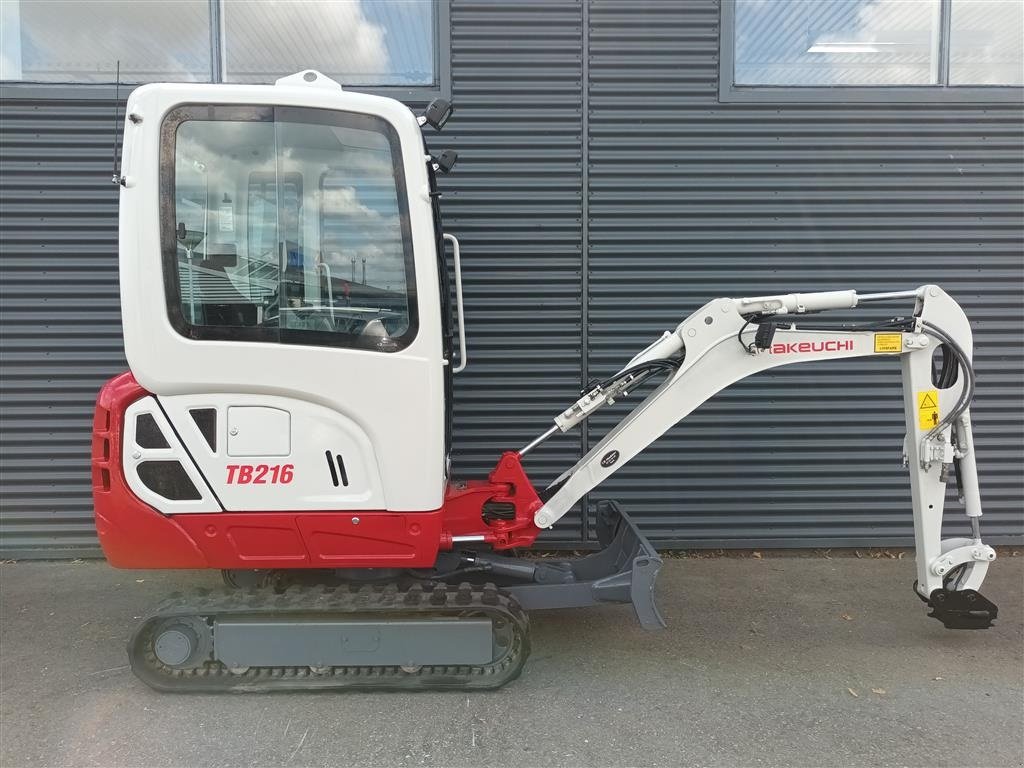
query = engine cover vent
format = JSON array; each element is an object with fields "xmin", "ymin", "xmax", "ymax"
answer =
[
  {"xmin": 135, "ymin": 413, "xmax": 169, "ymax": 449},
  {"xmin": 137, "ymin": 460, "xmax": 202, "ymax": 501},
  {"xmin": 189, "ymin": 408, "xmax": 217, "ymax": 452},
  {"xmin": 324, "ymin": 451, "xmax": 349, "ymax": 488}
]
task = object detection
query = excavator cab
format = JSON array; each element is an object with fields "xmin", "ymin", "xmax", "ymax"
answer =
[
  {"xmin": 112, "ymin": 70, "xmax": 453, "ymax": 520},
  {"xmin": 95, "ymin": 70, "xmax": 997, "ymax": 693}
]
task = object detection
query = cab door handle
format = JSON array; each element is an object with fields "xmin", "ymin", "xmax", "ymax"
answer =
[{"xmin": 443, "ymin": 233, "xmax": 467, "ymax": 373}]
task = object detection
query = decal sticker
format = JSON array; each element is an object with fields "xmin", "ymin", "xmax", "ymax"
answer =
[
  {"xmin": 218, "ymin": 202, "xmax": 234, "ymax": 233},
  {"xmin": 917, "ymin": 390, "xmax": 940, "ymax": 430},
  {"xmin": 770, "ymin": 339, "xmax": 854, "ymax": 354},
  {"xmin": 600, "ymin": 450, "xmax": 620, "ymax": 468},
  {"xmin": 226, "ymin": 464, "xmax": 294, "ymax": 484},
  {"xmin": 873, "ymin": 333, "xmax": 903, "ymax": 354}
]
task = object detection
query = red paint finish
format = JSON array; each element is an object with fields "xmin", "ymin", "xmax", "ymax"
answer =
[
  {"xmin": 92, "ymin": 373, "xmax": 544, "ymax": 570},
  {"xmin": 92, "ymin": 372, "xmax": 209, "ymax": 568},
  {"xmin": 173, "ymin": 510, "xmax": 446, "ymax": 568},
  {"xmin": 441, "ymin": 452, "xmax": 545, "ymax": 549}
]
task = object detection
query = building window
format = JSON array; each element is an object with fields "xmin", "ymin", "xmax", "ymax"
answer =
[
  {"xmin": 720, "ymin": 0, "xmax": 1023, "ymax": 101},
  {"xmin": 2, "ymin": 0, "xmax": 446, "ymax": 95},
  {"xmin": 949, "ymin": 0, "xmax": 1024, "ymax": 85},
  {"xmin": 161, "ymin": 105, "xmax": 417, "ymax": 352},
  {"xmin": 0, "ymin": 0, "xmax": 212, "ymax": 82},
  {"xmin": 223, "ymin": 1, "xmax": 435, "ymax": 86},
  {"xmin": 735, "ymin": 0, "xmax": 941, "ymax": 86}
]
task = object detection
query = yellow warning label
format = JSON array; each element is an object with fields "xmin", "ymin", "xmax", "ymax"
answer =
[
  {"xmin": 917, "ymin": 390, "xmax": 940, "ymax": 430},
  {"xmin": 874, "ymin": 333, "xmax": 903, "ymax": 353}
]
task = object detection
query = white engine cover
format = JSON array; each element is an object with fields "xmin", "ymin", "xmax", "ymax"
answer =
[{"xmin": 159, "ymin": 393, "xmax": 386, "ymax": 512}]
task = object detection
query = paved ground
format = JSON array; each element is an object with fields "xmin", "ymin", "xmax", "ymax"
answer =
[{"xmin": 1, "ymin": 556, "xmax": 1021, "ymax": 768}]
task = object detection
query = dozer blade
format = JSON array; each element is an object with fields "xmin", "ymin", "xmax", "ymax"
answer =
[{"xmin": 503, "ymin": 500, "xmax": 666, "ymax": 629}]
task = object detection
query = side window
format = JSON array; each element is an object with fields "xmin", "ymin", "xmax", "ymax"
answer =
[
  {"xmin": 319, "ymin": 146, "xmax": 411, "ymax": 340},
  {"xmin": 246, "ymin": 172, "xmax": 302, "ymax": 275},
  {"xmin": 173, "ymin": 116, "xmax": 275, "ymax": 329},
  {"xmin": 245, "ymin": 172, "xmax": 301, "ymax": 322},
  {"xmin": 162, "ymin": 105, "xmax": 417, "ymax": 351}
]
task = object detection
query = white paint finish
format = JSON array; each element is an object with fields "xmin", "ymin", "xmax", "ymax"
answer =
[
  {"xmin": 736, "ymin": 289, "xmax": 860, "ymax": 314},
  {"xmin": 160, "ymin": 392, "xmax": 385, "ymax": 512},
  {"xmin": 533, "ymin": 286, "xmax": 994, "ymax": 599},
  {"xmin": 122, "ymin": 397, "xmax": 221, "ymax": 514},
  {"xmin": 538, "ymin": 305, "xmax": 880, "ymax": 527},
  {"xmin": 936, "ymin": 538, "xmax": 995, "ymax": 592},
  {"xmin": 226, "ymin": 406, "xmax": 290, "ymax": 457},
  {"xmin": 274, "ymin": 69, "xmax": 343, "ymax": 91},
  {"xmin": 897, "ymin": 287, "xmax": 987, "ymax": 596},
  {"xmin": 118, "ymin": 76, "xmax": 446, "ymax": 511}
]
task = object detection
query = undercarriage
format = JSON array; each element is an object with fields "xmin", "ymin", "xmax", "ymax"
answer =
[
  {"xmin": 132, "ymin": 581, "xmax": 530, "ymax": 692},
  {"xmin": 129, "ymin": 502, "xmax": 663, "ymax": 692}
]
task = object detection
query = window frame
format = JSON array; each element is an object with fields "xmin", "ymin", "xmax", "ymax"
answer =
[
  {"xmin": 159, "ymin": 102, "xmax": 420, "ymax": 353},
  {"xmin": 0, "ymin": 0, "xmax": 450, "ymax": 101},
  {"xmin": 719, "ymin": 0, "xmax": 1023, "ymax": 103}
]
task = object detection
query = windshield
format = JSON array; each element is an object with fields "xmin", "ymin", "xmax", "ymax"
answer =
[{"xmin": 161, "ymin": 104, "xmax": 417, "ymax": 352}]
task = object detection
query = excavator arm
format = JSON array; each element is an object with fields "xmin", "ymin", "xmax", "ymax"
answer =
[{"xmin": 520, "ymin": 285, "xmax": 998, "ymax": 629}]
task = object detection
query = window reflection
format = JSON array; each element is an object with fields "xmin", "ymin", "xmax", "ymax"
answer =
[
  {"xmin": 222, "ymin": 0, "xmax": 434, "ymax": 86},
  {"xmin": 734, "ymin": 0, "xmax": 1024, "ymax": 88},
  {"xmin": 169, "ymin": 110, "xmax": 414, "ymax": 350},
  {"xmin": 1, "ymin": 0, "xmax": 211, "ymax": 82},
  {"xmin": 950, "ymin": 0, "xmax": 1024, "ymax": 86},
  {"xmin": 735, "ymin": 0, "xmax": 941, "ymax": 86},
  {"xmin": 1, "ymin": 0, "xmax": 435, "ymax": 86}
]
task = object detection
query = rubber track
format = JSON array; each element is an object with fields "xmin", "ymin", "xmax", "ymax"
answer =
[{"xmin": 128, "ymin": 581, "xmax": 530, "ymax": 692}]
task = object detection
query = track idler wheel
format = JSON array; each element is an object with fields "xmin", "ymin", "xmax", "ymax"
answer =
[{"xmin": 150, "ymin": 616, "xmax": 213, "ymax": 668}]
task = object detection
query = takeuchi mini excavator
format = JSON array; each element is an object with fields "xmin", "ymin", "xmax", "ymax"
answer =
[{"xmin": 93, "ymin": 71, "xmax": 999, "ymax": 692}]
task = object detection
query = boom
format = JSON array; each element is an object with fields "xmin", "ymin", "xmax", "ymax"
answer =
[{"xmin": 521, "ymin": 285, "xmax": 996, "ymax": 628}]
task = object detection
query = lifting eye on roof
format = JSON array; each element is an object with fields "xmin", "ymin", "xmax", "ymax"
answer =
[
  {"xmin": 419, "ymin": 98, "xmax": 453, "ymax": 130},
  {"xmin": 432, "ymin": 149, "xmax": 458, "ymax": 174}
]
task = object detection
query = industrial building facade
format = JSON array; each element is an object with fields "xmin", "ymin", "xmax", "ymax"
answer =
[{"xmin": 1, "ymin": 0, "xmax": 1022, "ymax": 557}]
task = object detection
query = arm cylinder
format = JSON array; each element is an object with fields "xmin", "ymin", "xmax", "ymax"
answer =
[
  {"xmin": 955, "ymin": 412, "xmax": 983, "ymax": 520},
  {"xmin": 737, "ymin": 290, "xmax": 858, "ymax": 315}
]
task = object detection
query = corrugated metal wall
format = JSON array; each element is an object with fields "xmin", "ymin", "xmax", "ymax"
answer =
[
  {"xmin": 584, "ymin": 0, "xmax": 1024, "ymax": 546},
  {"xmin": 0, "ymin": 0, "xmax": 1021, "ymax": 558},
  {"xmin": 1, "ymin": 99, "xmax": 127, "ymax": 557},
  {"xmin": 442, "ymin": 0, "xmax": 586, "ymax": 545}
]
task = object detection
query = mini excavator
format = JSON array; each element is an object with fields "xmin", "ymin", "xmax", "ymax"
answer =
[{"xmin": 93, "ymin": 71, "xmax": 998, "ymax": 692}]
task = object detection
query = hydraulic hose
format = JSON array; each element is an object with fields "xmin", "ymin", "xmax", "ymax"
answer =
[
  {"xmin": 594, "ymin": 359, "xmax": 680, "ymax": 391},
  {"xmin": 919, "ymin": 320, "xmax": 976, "ymax": 441}
]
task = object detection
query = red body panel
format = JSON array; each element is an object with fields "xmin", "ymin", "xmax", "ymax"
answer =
[
  {"xmin": 92, "ymin": 372, "xmax": 210, "ymax": 568},
  {"xmin": 171, "ymin": 510, "xmax": 446, "ymax": 569},
  {"xmin": 91, "ymin": 373, "xmax": 544, "ymax": 570}
]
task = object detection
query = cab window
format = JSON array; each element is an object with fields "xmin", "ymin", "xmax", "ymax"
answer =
[{"xmin": 160, "ymin": 104, "xmax": 417, "ymax": 351}]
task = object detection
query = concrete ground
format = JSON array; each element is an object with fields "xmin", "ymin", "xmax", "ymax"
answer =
[{"xmin": 1, "ymin": 557, "xmax": 1021, "ymax": 768}]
